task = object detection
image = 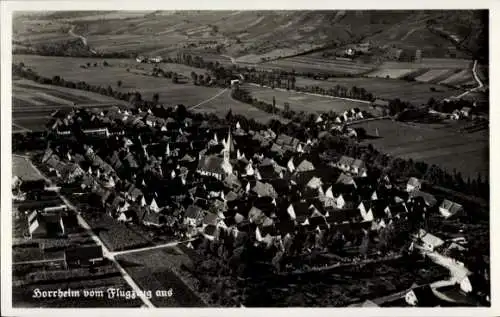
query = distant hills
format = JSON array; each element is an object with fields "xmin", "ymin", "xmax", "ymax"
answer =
[{"xmin": 13, "ymin": 10, "xmax": 488, "ymax": 62}]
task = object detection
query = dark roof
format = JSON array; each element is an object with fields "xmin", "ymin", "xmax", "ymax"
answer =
[
  {"xmin": 65, "ymin": 245, "xmax": 103, "ymax": 261},
  {"xmin": 275, "ymin": 220, "xmax": 296, "ymax": 236},
  {"xmin": 410, "ymin": 285, "xmax": 440, "ymax": 307},
  {"xmin": 185, "ymin": 205, "xmax": 203, "ymax": 219},
  {"xmin": 326, "ymin": 208, "xmax": 362, "ymax": 224},
  {"xmin": 204, "ymin": 224, "xmax": 217, "ymax": 236},
  {"xmin": 197, "ymin": 155, "xmax": 225, "ymax": 174}
]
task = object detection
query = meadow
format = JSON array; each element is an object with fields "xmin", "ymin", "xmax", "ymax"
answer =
[
  {"xmin": 295, "ymin": 77, "xmax": 464, "ymax": 105},
  {"xmin": 116, "ymin": 248, "xmax": 206, "ymax": 307},
  {"xmin": 262, "ymin": 55, "xmax": 376, "ymax": 75},
  {"xmin": 349, "ymin": 119, "xmax": 488, "ymax": 179},
  {"xmin": 12, "ymin": 155, "xmax": 43, "ymax": 181},
  {"xmin": 245, "ymin": 84, "xmax": 370, "ymax": 114},
  {"xmin": 13, "ymin": 55, "xmax": 278, "ymax": 125}
]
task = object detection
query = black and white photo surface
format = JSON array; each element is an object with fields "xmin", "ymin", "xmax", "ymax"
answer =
[{"xmin": 1, "ymin": 2, "xmax": 495, "ymax": 315}]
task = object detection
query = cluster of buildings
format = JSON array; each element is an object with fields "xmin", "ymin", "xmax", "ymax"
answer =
[
  {"xmin": 12, "ymin": 100, "xmax": 488, "ymax": 306},
  {"xmin": 41, "ymin": 107, "xmax": 467, "ymax": 256},
  {"xmin": 136, "ymin": 55, "xmax": 163, "ymax": 64}
]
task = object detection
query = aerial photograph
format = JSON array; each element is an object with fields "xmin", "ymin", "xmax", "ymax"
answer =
[{"xmin": 10, "ymin": 10, "xmax": 489, "ymax": 308}]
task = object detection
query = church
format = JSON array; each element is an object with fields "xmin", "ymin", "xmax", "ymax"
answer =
[{"xmin": 196, "ymin": 129, "xmax": 234, "ymax": 180}]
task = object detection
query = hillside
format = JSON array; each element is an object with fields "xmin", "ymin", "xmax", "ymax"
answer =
[{"xmin": 13, "ymin": 10, "xmax": 488, "ymax": 62}]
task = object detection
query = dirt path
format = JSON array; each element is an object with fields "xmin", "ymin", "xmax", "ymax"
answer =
[
  {"xmin": 68, "ymin": 25, "xmax": 97, "ymax": 54},
  {"xmin": 450, "ymin": 60, "xmax": 483, "ymax": 100},
  {"xmin": 111, "ymin": 239, "xmax": 195, "ymax": 257},
  {"xmin": 188, "ymin": 88, "xmax": 228, "ymax": 110}
]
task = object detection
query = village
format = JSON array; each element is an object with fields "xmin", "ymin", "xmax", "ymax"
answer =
[{"xmin": 10, "ymin": 97, "xmax": 490, "ymax": 307}]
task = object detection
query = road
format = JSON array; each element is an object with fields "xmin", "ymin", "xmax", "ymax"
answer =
[
  {"xmin": 450, "ymin": 60, "xmax": 484, "ymax": 100},
  {"xmin": 68, "ymin": 25, "xmax": 96, "ymax": 54},
  {"xmin": 21, "ymin": 156, "xmax": 155, "ymax": 308},
  {"xmin": 111, "ymin": 239, "xmax": 195, "ymax": 257},
  {"xmin": 188, "ymin": 88, "xmax": 228, "ymax": 110}
]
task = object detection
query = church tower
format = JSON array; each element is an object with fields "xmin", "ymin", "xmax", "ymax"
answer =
[{"xmin": 222, "ymin": 128, "xmax": 233, "ymax": 175}]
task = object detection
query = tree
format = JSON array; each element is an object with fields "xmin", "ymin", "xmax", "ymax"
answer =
[
  {"xmin": 172, "ymin": 73, "xmax": 178, "ymax": 84},
  {"xmin": 103, "ymin": 60, "xmax": 109, "ymax": 66},
  {"xmin": 225, "ymin": 109, "xmax": 233, "ymax": 122},
  {"xmin": 153, "ymin": 93, "xmax": 160, "ymax": 104},
  {"xmin": 86, "ymin": 62, "xmax": 91, "ymax": 67},
  {"xmin": 284, "ymin": 102, "xmax": 290, "ymax": 114},
  {"xmin": 360, "ymin": 232, "xmax": 370, "ymax": 258},
  {"xmin": 272, "ymin": 96, "xmax": 276, "ymax": 113}
]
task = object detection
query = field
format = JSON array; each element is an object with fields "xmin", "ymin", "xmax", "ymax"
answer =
[
  {"xmin": 295, "ymin": 77, "xmax": 463, "ymax": 105},
  {"xmin": 13, "ymin": 11, "xmax": 486, "ymax": 62},
  {"xmin": 364, "ymin": 58, "xmax": 475, "ymax": 88},
  {"xmin": 365, "ymin": 68, "xmax": 415, "ymax": 79},
  {"xmin": 116, "ymin": 248, "xmax": 206, "ymax": 307},
  {"xmin": 262, "ymin": 55, "xmax": 375, "ymax": 75},
  {"xmin": 12, "ymin": 155, "xmax": 43, "ymax": 181},
  {"xmin": 13, "ymin": 78, "xmax": 129, "ymax": 132},
  {"xmin": 13, "ymin": 55, "xmax": 281, "ymax": 124},
  {"xmin": 245, "ymin": 84, "xmax": 370, "ymax": 114},
  {"xmin": 350, "ymin": 119, "xmax": 488, "ymax": 179}
]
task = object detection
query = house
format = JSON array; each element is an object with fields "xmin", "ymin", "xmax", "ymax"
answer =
[
  {"xmin": 372, "ymin": 99, "xmax": 390, "ymax": 113},
  {"xmin": 203, "ymin": 224, "xmax": 218, "ymax": 240},
  {"xmin": 336, "ymin": 173, "xmax": 357, "ymax": 187},
  {"xmin": 28, "ymin": 211, "xmax": 65, "ymax": 239},
  {"xmin": 439, "ymin": 199, "xmax": 464, "ymax": 219},
  {"xmin": 414, "ymin": 229, "xmax": 444, "ymax": 252},
  {"xmin": 20, "ymin": 179, "xmax": 47, "ymax": 193},
  {"xmin": 286, "ymin": 202, "xmax": 311, "ymax": 225},
  {"xmin": 64, "ymin": 245, "xmax": 104, "ymax": 267},
  {"xmin": 255, "ymin": 225, "xmax": 278, "ymax": 246},
  {"xmin": 251, "ymin": 181, "xmax": 278, "ymax": 199},
  {"xmin": 404, "ymin": 284, "xmax": 440, "ymax": 307},
  {"xmin": 460, "ymin": 107, "xmax": 472, "ymax": 118},
  {"xmin": 406, "ymin": 177, "xmax": 422, "ymax": 192},
  {"xmin": 409, "ymin": 190, "xmax": 438, "ymax": 208},
  {"xmin": 196, "ymin": 155, "xmax": 227, "ymax": 180},
  {"xmin": 296, "ymin": 160, "xmax": 315, "ymax": 172},
  {"xmin": 143, "ymin": 209, "xmax": 164, "ymax": 227},
  {"xmin": 458, "ymin": 274, "xmax": 490, "ymax": 303},
  {"xmin": 335, "ymin": 156, "xmax": 367, "ymax": 176}
]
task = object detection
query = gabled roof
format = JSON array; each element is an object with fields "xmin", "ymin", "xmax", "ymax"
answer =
[
  {"xmin": 337, "ymin": 156, "xmax": 355, "ymax": 167},
  {"xmin": 252, "ymin": 181, "xmax": 277, "ymax": 198},
  {"xmin": 296, "ymin": 159, "xmax": 315, "ymax": 172},
  {"xmin": 326, "ymin": 208, "xmax": 362, "ymax": 224},
  {"xmin": 439, "ymin": 199, "xmax": 463, "ymax": 214},
  {"xmin": 185, "ymin": 205, "xmax": 203, "ymax": 219},
  {"xmin": 416, "ymin": 229, "xmax": 444, "ymax": 248},
  {"xmin": 203, "ymin": 212, "xmax": 218, "ymax": 226},
  {"xmin": 407, "ymin": 177, "xmax": 422, "ymax": 187},
  {"xmin": 197, "ymin": 155, "xmax": 225, "ymax": 174},
  {"xmin": 410, "ymin": 190, "xmax": 438, "ymax": 207},
  {"xmin": 275, "ymin": 220, "xmax": 296, "ymax": 236},
  {"xmin": 336, "ymin": 173, "xmax": 356, "ymax": 186},
  {"xmin": 204, "ymin": 224, "xmax": 217, "ymax": 236}
]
